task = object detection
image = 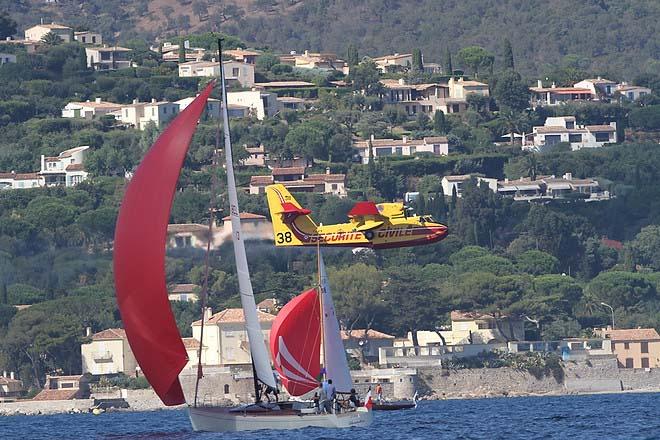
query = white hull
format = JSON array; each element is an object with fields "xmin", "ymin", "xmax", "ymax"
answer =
[{"xmin": 188, "ymin": 405, "xmax": 373, "ymax": 432}]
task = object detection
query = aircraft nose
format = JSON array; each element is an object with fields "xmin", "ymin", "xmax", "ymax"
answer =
[{"xmin": 433, "ymin": 225, "xmax": 448, "ymax": 238}]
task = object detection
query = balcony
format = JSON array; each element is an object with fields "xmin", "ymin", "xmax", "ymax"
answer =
[{"xmin": 93, "ymin": 351, "xmax": 113, "ymax": 362}]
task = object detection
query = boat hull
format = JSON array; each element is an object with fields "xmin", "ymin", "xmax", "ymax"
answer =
[{"xmin": 188, "ymin": 406, "xmax": 373, "ymax": 432}]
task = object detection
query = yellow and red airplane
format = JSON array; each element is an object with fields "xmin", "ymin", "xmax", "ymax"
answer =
[{"xmin": 265, "ymin": 184, "xmax": 448, "ymax": 249}]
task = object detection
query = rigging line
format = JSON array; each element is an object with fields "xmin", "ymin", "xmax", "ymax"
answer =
[{"xmin": 193, "ymin": 47, "xmax": 223, "ymax": 409}]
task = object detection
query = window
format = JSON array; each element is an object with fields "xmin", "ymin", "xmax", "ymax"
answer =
[
  {"xmin": 569, "ymin": 134, "xmax": 582, "ymax": 143},
  {"xmin": 410, "ymin": 146, "xmax": 416, "ymax": 155},
  {"xmin": 92, "ymin": 36, "xmax": 96, "ymax": 44},
  {"xmin": 641, "ymin": 358, "xmax": 649, "ymax": 368},
  {"xmin": 61, "ymin": 382, "xmax": 74, "ymax": 389},
  {"xmin": 641, "ymin": 342, "xmax": 649, "ymax": 353},
  {"xmin": 545, "ymin": 135, "xmax": 561, "ymax": 146},
  {"xmin": 594, "ymin": 132, "xmax": 610, "ymax": 142},
  {"xmin": 612, "ymin": 342, "xmax": 616, "ymax": 350},
  {"xmin": 232, "ymin": 68, "xmax": 239, "ymax": 76},
  {"xmin": 625, "ymin": 358, "xmax": 634, "ymax": 368},
  {"xmin": 224, "ymin": 384, "xmax": 230, "ymax": 394},
  {"xmin": 331, "ymin": 184, "xmax": 337, "ymax": 190},
  {"xmin": 624, "ymin": 342, "xmax": 630, "ymax": 350},
  {"xmin": 81, "ymin": 36, "xmax": 86, "ymax": 43},
  {"xmin": 395, "ymin": 147, "xmax": 403, "ymax": 155},
  {"xmin": 100, "ymin": 51, "xmax": 111, "ymax": 61},
  {"xmin": 566, "ymin": 121, "xmax": 575, "ymax": 129}
]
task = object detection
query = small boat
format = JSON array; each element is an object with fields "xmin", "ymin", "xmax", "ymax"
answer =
[{"xmin": 373, "ymin": 392, "xmax": 418, "ymax": 411}]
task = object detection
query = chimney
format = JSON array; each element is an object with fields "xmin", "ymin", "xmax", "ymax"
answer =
[
  {"xmin": 504, "ymin": 178, "xmax": 509, "ymax": 183},
  {"xmin": 95, "ymin": 97, "xmax": 102, "ymax": 103},
  {"xmin": 304, "ymin": 50, "xmax": 309, "ymax": 57},
  {"xmin": 211, "ymin": 57, "xmax": 216, "ymax": 63},
  {"xmin": 151, "ymin": 98, "xmax": 157, "ymax": 103},
  {"xmin": 86, "ymin": 326, "xmax": 91, "ymax": 337},
  {"xmin": 205, "ymin": 307, "xmax": 212, "ymax": 321},
  {"xmin": 370, "ymin": 134, "xmax": 375, "ymax": 141},
  {"xmin": 563, "ymin": 172, "xmax": 572, "ymax": 180},
  {"xmin": 398, "ymin": 78, "xmax": 406, "ymax": 85},
  {"xmin": 551, "ymin": 82, "xmax": 556, "ymax": 88},
  {"xmin": 537, "ymin": 79, "xmax": 543, "ymax": 88},
  {"xmin": 10, "ymin": 372, "xmax": 14, "ymax": 380},
  {"xmin": 597, "ymin": 76, "xmax": 602, "ymax": 80},
  {"xmin": 402, "ymin": 135, "xmax": 408, "ymax": 143},
  {"xmin": 2, "ymin": 371, "xmax": 6, "ymax": 378},
  {"xmin": 325, "ymin": 167, "xmax": 330, "ymax": 175},
  {"xmin": 132, "ymin": 98, "xmax": 138, "ymax": 104}
]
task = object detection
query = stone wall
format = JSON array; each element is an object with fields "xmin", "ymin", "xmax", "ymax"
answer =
[{"xmin": 0, "ymin": 398, "xmax": 94, "ymax": 415}]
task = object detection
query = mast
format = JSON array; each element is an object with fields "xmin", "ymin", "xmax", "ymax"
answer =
[
  {"xmin": 317, "ymin": 243, "xmax": 326, "ymax": 380},
  {"xmin": 217, "ymin": 37, "xmax": 276, "ymax": 395}
]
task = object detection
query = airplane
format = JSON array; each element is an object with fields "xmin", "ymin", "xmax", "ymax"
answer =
[{"xmin": 265, "ymin": 184, "xmax": 448, "ymax": 249}]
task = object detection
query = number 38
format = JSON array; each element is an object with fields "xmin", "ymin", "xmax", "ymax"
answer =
[{"xmin": 276, "ymin": 232, "xmax": 293, "ymax": 244}]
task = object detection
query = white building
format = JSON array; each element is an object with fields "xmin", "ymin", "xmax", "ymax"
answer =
[
  {"xmin": 74, "ymin": 31, "xmax": 102, "ymax": 45},
  {"xmin": 441, "ymin": 174, "xmax": 498, "ymax": 198},
  {"xmin": 61, "ymin": 98, "xmax": 122, "ymax": 119},
  {"xmin": 0, "ymin": 53, "xmax": 17, "ymax": 65},
  {"xmin": 24, "ymin": 23, "xmax": 73, "ymax": 43},
  {"xmin": 250, "ymin": 167, "xmax": 347, "ymax": 197},
  {"xmin": 529, "ymin": 81, "xmax": 592, "ymax": 108},
  {"xmin": 40, "ymin": 146, "xmax": 89, "ymax": 187},
  {"xmin": 372, "ymin": 53, "xmax": 413, "ymax": 73},
  {"xmin": 175, "ymin": 96, "xmax": 220, "ymax": 118},
  {"xmin": 241, "ymin": 145, "xmax": 267, "ymax": 167},
  {"xmin": 227, "ymin": 90, "xmax": 278, "ymax": 120},
  {"xmin": 446, "ymin": 77, "xmax": 490, "ymax": 100},
  {"xmin": 0, "ymin": 172, "xmax": 43, "ymax": 190},
  {"xmin": 574, "ymin": 77, "xmax": 617, "ymax": 99},
  {"xmin": 524, "ymin": 116, "xmax": 617, "ymax": 151},
  {"xmin": 354, "ymin": 135, "xmax": 449, "ymax": 164},
  {"xmin": 85, "ymin": 46, "xmax": 133, "ymax": 70},
  {"xmin": 178, "ymin": 60, "xmax": 255, "ymax": 87},
  {"xmin": 616, "ymin": 83, "xmax": 652, "ymax": 101},
  {"xmin": 188, "ymin": 308, "xmax": 275, "ymax": 368},
  {"xmin": 496, "ymin": 173, "xmax": 609, "ymax": 202},
  {"xmin": 81, "ymin": 328, "xmax": 138, "ymax": 376},
  {"xmin": 168, "ymin": 283, "xmax": 200, "ymax": 302},
  {"xmin": 118, "ymin": 99, "xmax": 180, "ymax": 130}
]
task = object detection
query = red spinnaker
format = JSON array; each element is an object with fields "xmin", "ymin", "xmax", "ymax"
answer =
[
  {"xmin": 113, "ymin": 83, "xmax": 215, "ymax": 406},
  {"xmin": 270, "ymin": 288, "xmax": 321, "ymax": 396}
]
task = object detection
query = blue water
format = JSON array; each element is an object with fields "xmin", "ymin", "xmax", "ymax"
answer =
[{"xmin": 2, "ymin": 393, "xmax": 659, "ymax": 440}]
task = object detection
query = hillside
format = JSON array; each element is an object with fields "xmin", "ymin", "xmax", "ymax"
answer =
[{"xmin": 2, "ymin": 0, "xmax": 659, "ymax": 79}]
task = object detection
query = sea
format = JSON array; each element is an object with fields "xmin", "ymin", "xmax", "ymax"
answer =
[{"xmin": 2, "ymin": 393, "xmax": 659, "ymax": 440}]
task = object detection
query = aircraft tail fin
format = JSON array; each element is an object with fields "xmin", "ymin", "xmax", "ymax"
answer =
[{"xmin": 266, "ymin": 184, "xmax": 317, "ymax": 246}]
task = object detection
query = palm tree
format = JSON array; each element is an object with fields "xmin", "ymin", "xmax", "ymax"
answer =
[
  {"xmin": 499, "ymin": 108, "xmax": 529, "ymax": 146},
  {"xmin": 40, "ymin": 31, "xmax": 63, "ymax": 46}
]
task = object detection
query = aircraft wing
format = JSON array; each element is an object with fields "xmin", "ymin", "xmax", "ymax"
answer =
[{"xmin": 354, "ymin": 220, "xmax": 384, "ymax": 232}]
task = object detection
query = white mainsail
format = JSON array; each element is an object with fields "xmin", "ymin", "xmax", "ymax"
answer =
[
  {"xmin": 219, "ymin": 75, "xmax": 276, "ymax": 389},
  {"xmin": 319, "ymin": 252, "xmax": 353, "ymax": 393}
]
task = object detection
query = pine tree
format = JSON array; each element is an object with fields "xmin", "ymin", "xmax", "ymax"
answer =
[
  {"xmin": 179, "ymin": 43, "xmax": 186, "ymax": 63},
  {"xmin": 412, "ymin": 48, "xmax": 423, "ymax": 72},
  {"xmin": 503, "ymin": 38, "xmax": 515, "ymax": 70},
  {"xmin": 444, "ymin": 47, "xmax": 453, "ymax": 76},
  {"xmin": 346, "ymin": 44, "xmax": 359, "ymax": 67},
  {"xmin": 0, "ymin": 282, "xmax": 7, "ymax": 304},
  {"xmin": 433, "ymin": 111, "xmax": 447, "ymax": 134}
]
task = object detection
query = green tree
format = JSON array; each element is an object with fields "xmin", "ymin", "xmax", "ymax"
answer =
[
  {"xmin": 0, "ymin": 12, "xmax": 17, "ymax": 39},
  {"xmin": 443, "ymin": 47, "xmax": 453, "ymax": 76},
  {"xmin": 256, "ymin": 53, "xmax": 279, "ymax": 71},
  {"xmin": 349, "ymin": 60, "xmax": 382, "ymax": 95},
  {"xmin": 625, "ymin": 225, "xmax": 660, "ymax": 270},
  {"xmin": 457, "ymin": 46, "xmax": 494, "ymax": 78},
  {"xmin": 502, "ymin": 39, "xmax": 515, "ymax": 70},
  {"xmin": 493, "ymin": 70, "xmax": 530, "ymax": 112},
  {"xmin": 41, "ymin": 31, "xmax": 63, "ymax": 46},
  {"xmin": 329, "ymin": 263, "xmax": 386, "ymax": 332},
  {"xmin": 433, "ymin": 110, "xmax": 447, "ymax": 134},
  {"xmin": 515, "ymin": 250, "xmax": 560, "ymax": 275},
  {"xmin": 346, "ymin": 44, "xmax": 359, "ymax": 67},
  {"xmin": 412, "ymin": 48, "xmax": 423, "ymax": 72},
  {"xmin": 586, "ymin": 271, "xmax": 656, "ymax": 309}
]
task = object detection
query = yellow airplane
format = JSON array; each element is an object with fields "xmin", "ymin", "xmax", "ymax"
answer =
[{"xmin": 265, "ymin": 184, "xmax": 448, "ymax": 249}]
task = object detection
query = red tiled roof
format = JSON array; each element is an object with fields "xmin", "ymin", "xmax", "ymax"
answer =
[
  {"xmin": 451, "ymin": 310, "xmax": 516, "ymax": 321},
  {"xmin": 65, "ymin": 164, "xmax": 84, "ymax": 171},
  {"xmin": 92, "ymin": 328, "xmax": 126, "ymax": 340},
  {"xmin": 167, "ymin": 223, "xmax": 208, "ymax": 234},
  {"xmin": 601, "ymin": 237, "xmax": 623, "ymax": 250},
  {"xmin": 341, "ymin": 329, "xmax": 395, "ymax": 340},
  {"xmin": 530, "ymin": 87, "xmax": 592, "ymax": 94},
  {"xmin": 32, "ymin": 389, "xmax": 79, "ymax": 401},
  {"xmin": 192, "ymin": 308, "xmax": 276, "ymax": 325},
  {"xmin": 272, "ymin": 167, "xmax": 305, "ymax": 176},
  {"xmin": 221, "ymin": 212, "xmax": 267, "ymax": 221},
  {"xmin": 250, "ymin": 175, "xmax": 274, "ymax": 186},
  {"xmin": 0, "ymin": 173, "xmax": 40, "ymax": 180},
  {"xmin": 603, "ymin": 328, "xmax": 660, "ymax": 341},
  {"xmin": 586, "ymin": 125, "xmax": 616, "ymax": 132},
  {"xmin": 257, "ymin": 298, "xmax": 278, "ymax": 309},
  {"xmin": 169, "ymin": 284, "xmax": 199, "ymax": 294},
  {"xmin": 182, "ymin": 337, "xmax": 202, "ymax": 349},
  {"xmin": 305, "ymin": 173, "xmax": 346, "ymax": 183}
]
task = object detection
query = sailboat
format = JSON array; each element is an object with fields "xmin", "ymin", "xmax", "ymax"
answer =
[{"xmin": 114, "ymin": 40, "xmax": 371, "ymax": 432}]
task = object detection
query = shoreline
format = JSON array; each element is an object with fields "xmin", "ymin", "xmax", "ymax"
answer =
[{"xmin": 2, "ymin": 388, "xmax": 659, "ymax": 416}]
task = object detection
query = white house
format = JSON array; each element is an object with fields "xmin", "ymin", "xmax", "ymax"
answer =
[
  {"xmin": 616, "ymin": 83, "xmax": 652, "ymax": 101},
  {"xmin": 74, "ymin": 31, "xmax": 102, "ymax": 45},
  {"xmin": 61, "ymin": 98, "xmax": 122, "ymax": 119},
  {"xmin": 0, "ymin": 53, "xmax": 17, "ymax": 65},
  {"xmin": 372, "ymin": 53, "xmax": 413, "ymax": 73},
  {"xmin": 178, "ymin": 60, "xmax": 255, "ymax": 87},
  {"xmin": 25, "ymin": 23, "xmax": 73, "ymax": 43},
  {"xmin": 227, "ymin": 90, "xmax": 278, "ymax": 120},
  {"xmin": 168, "ymin": 283, "xmax": 200, "ymax": 302},
  {"xmin": 40, "ymin": 146, "xmax": 89, "ymax": 187},
  {"xmin": 249, "ymin": 167, "xmax": 347, "ymax": 197},
  {"xmin": 574, "ymin": 77, "xmax": 617, "ymax": 99},
  {"xmin": 441, "ymin": 174, "xmax": 498, "ymax": 198},
  {"xmin": 187, "ymin": 308, "xmax": 275, "ymax": 368},
  {"xmin": 81, "ymin": 328, "xmax": 138, "ymax": 376},
  {"xmin": 117, "ymin": 99, "xmax": 180, "ymax": 130},
  {"xmin": 85, "ymin": 46, "xmax": 133, "ymax": 70},
  {"xmin": 0, "ymin": 172, "xmax": 43, "ymax": 190},
  {"xmin": 354, "ymin": 135, "xmax": 449, "ymax": 164},
  {"xmin": 496, "ymin": 173, "xmax": 609, "ymax": 202},
  {"xmin": 524, "ymin": 116, "xmax": 617, "ymax": 151},
  {"xmin": 241, "ymin": 145, "xmax": 267, "ymax": 167},
  {"xmin": 530, "ymin": 81, "xmax": 592, "ymax": 108},
  {"xmin": 446, "ymin": 77, "xmax": 490, "ymax": 99},
  {"xmin": 175, "ymin": 96, "xmax": 220, "ymax": 118}
]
